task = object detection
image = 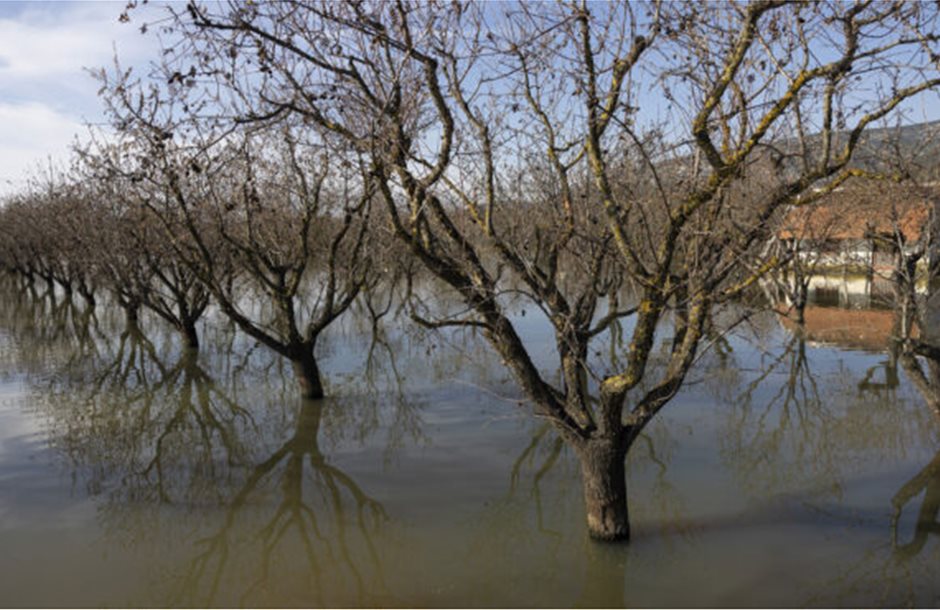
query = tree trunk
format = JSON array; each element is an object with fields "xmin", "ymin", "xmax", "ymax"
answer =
[
  {"xmin": 180, "ymin": 319, "xmax": 200, "ymax": 350},
  {"xmin": 78, "ymin": 285, "xmax": 95, "ymax": 309},
  {"xmin": 893, "ymin": 254, "xmax": 919, "ymax": 340},
  {"xmin": 794, "ymin": 297, "xmax": 806, "ymax": 325},
  {"xmin": 292, "ymin": 346, "xmax": 324, "ymax": 400},
  {"xmin": 124, "ymin": 303, "xmax": 140, "ymax": 327},
  {"xmin": 794, "ymin": 274, "xmax": 808, "ymax": 325},
  {"xmin": 576, "ymin": 438, "xmax": 630, "ymax": 541}
]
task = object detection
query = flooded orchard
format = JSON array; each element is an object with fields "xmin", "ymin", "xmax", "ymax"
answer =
[
  {"xmin": 1, "ymin": 277, "xmax": 939, "ymax": 608},
  {"xmin": 3, "ymin": 2, "xmax": 940, "ymax": 607}
]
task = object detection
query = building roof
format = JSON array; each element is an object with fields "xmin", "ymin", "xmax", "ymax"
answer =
[
  {"xmin": 777, "ymin": 182, "xmax": 936, "ymax": 243},
  {"xmin": 779, "ymin": 305, "xmax": 905, "ymax": 352}
]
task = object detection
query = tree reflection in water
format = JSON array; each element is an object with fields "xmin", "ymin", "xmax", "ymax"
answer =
[
  {"xmin": 725, "ymin": 309, "xmax": 934, "ymax": 503},
  {"xmin": 891, "ymin": 448, "xmax": 940, "ymax": 559},
  {"xmin": 730, "ymin": 305, "xmax": 940, "ymax": 607},
  {"xmin": 0, "ymin": 279, "xmax": 106, "ymax": 378},
  {"xmin": 464, "ymin": 414, "xmax": 689, "ymax": 608},
  {"xmin": 893, "ymin": 347, "xmax": 940, "ymax": 561},
  {"xmin": 8, "ymin": 276, "xmax": 940, "ymax": 606},
  {"xmin": 174, "ymin": 398, "xmax": 388, "ymax": 607},
  {"xmin": 809, "ymin": 364, "xmax": 940, "ymax": 607},
  {"xmin": 15, "ymin": 297, "xmax": 425, "ymax": 607},
  {"xmin": 723, "ymin": 331, "xmax": 842, "ymax": 500}
]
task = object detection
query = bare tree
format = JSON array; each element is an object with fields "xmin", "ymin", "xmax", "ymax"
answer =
[
  {"xmin": 102, "ymin": 0, "xmax": 940, "ymax": 540},
  {"xmin": 770, "ymin": 189, "xmax": 847, "ymax": 324},
  {"xmin": 0, "ymin": 183, "xmax": 94, "ymax": 304},
  {"xmin": 80, "ymin": 173, "xmax": 215, "ymax": 348},
  {"xmin": 82, "ymin": 116, "xmax": 374, "ymax": 398}
]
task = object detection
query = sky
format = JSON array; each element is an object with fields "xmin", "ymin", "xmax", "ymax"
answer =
[
  {"xmin": 0, "ymin": 1, "xmax": 166, "ymax": 196},
  {"xmin": 1, "ymin": 1, "xmax": 939, "ymax": 199}
]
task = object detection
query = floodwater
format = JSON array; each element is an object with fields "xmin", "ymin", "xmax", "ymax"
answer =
[{"xmin": 1, "ymin": 278, "xmax": 939, "ymax": 607}]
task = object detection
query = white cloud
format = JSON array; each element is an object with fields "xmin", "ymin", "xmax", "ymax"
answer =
[
  {"xmin": 0, "ymin": 15, "xmax": 113, "ymax": 79},
  {"xmin": 0, "ymin": 101, "xmax": 84, "ymax": 195},
  {"xmin": 0, "ymin": 1, "xmax": 168, "ymax": 197}
]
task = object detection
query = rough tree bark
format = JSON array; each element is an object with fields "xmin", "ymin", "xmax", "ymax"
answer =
[
  {"xmin": 180, "ymin": 318, "xmax": 200, "ymax": 351},
  {"xmin": 576, "ymin": 435, "xmax": 630, "ymax": 540},
  {"xmin": 290, "ymin": 343, "xmax": 325, "ymax": 401}
]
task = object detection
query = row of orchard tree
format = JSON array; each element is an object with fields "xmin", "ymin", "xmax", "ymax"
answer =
[
  {"xmin": 0, "ymin": 129, "xmax": 385, "ymax": 399},
  {"xmin": 2, "ymin": 0, "xmax": 940, "ymax": 541}
]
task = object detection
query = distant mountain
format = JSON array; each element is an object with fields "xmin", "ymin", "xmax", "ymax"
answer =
[
  {"xmin": 790, "ymin": 120, "xmax": 940, "ymax": 180},
  {"xmin": 849, "ymin": 120, "xmax": 940, "ymax": 174}
]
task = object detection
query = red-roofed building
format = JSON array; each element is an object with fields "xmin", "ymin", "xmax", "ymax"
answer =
[{"xmin": 776, "ymin": 181, "xmax": 940, "ymax": 275}]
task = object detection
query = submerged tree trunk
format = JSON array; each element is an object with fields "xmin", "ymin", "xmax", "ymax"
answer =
[
  {"xmin": 576, "ymin": 437, "xmax": 630, "ymax": 541},
  {"xmin": 291, "ymin": 345, "xmax": 324, "ymax": 400},
  {"xmin": 179, "ymin": 319, "xmax": 200, "ymax": 350},
  {"xmin": 793, "ymin": 270, "xmax": 808, "ymax": 325},
  {"xmin": 893, "ymin": 254, "xmax": 919, "ymax": 340},
  {"xmin": 794, "ymin": 295, "xmax": 806, "ymax": 325},
  {"xmin": 77, "ymin": 283, "xmax": 95, "ymax": 309},
  {"xmin": 26, "ymin": 278, "xmax": 39, "ymax": 300},
  {"xmin": 124, "ymin": 303, "xmax": 140, "ymax": 327}
]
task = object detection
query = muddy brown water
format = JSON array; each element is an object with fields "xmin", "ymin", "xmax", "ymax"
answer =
[{"xmin": 1, "ymin": 283, "xmax": 939, "ymax": 607}]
